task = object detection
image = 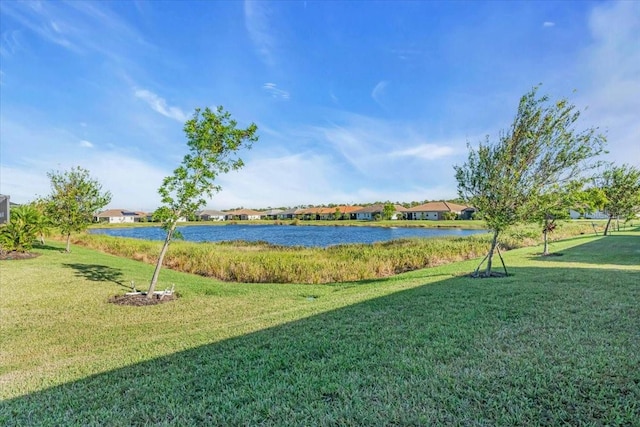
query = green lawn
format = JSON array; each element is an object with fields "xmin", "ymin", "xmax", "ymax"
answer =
[{"xmin": 1, "ymin": 231, "xmax": 639, "ymax": 425}]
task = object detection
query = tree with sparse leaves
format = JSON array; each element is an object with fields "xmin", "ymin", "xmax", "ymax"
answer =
[
  {"xmin": 454, "ymin": 86, "xmax": 606, "ymax": 277},
  {"xmin": 148, "ymin": 106, "xmax": 258, "ymax": 298},
  {"xmin": 528, "ymin": 181, "xmax": 582, "ymax": 255},
  {"xmin": 45, "ymin": 167, "xmax": 112, "ymax": 252},
  {"xmin": 598, "ymin": 164, "xmax": 640, "ymax": 235}
]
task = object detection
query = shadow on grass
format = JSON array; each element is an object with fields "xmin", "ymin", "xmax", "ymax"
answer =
[
  {"xmin": 2, "ymin": 261, "xmax": 639, "ymax": 425},
  {"xmin": 33, "ymin": 243, "xmax": 66, "ymax": 252},
  {"xmin": 62, "ymin": 263, "xmax": 129, "ymax": 288},
  {"xmin": 605, "ymin": 223, "xmax": 640, "ymax": 233},
  {"xmin": 536, "ymin": 234, "xmax": 640, "ymax": 266}
]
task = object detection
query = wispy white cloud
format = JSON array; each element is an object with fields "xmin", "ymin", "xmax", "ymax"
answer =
[
  {"xmin": 391, "ymin": 48, "xmax": 423, "ymax": 61},
  {"xmin": 0, "ymin": 30, "xmax": 24, "ymax": 57},
  {"xmin": 578, "ymin": 0, "xmax": 640, "ymax": 167},
  {"xmin": 543, "ymin": 21, "xmax": 555, "ymax": 27},
  {"xmin": 312, "ymin": 113, "xmax": 464, "ymax": 174},
  {"xmin": 134, "ymin": 89, "xmax": 188, "ymax": 122},
  {"xmin": 244, "ymin": 0, "xmax": 277, "ymax": 66},
  {"xmin": 263, "ymin": 83, "xmax": 290, "ymax": 99},
  {"xmin": 0, "ymin": 1, "xmax": 152, "ymax": 60},
  {"xmin": 371, "ymin": 81, "xmax": 389, "ymax": 109},
  {"xmin": 79, "ymin": 140, "xmax": 94, "ymax": 148},
  {"xmin": 390, "ymin": 144, "xmax": 455, "ymax": 160},
  {"xmin": 0, "ymin": 2, "xmax": 79, "ymax": 52}
]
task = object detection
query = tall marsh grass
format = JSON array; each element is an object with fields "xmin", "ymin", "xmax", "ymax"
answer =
[{"xmin": 71, "ymin": 221, "xmax": 598, "ymax": 284}]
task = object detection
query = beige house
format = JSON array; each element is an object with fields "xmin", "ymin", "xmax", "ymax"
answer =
[
  {"xmin": 354, "ymin": 204, "xmax": 408, "ymax": 221},
  {"xmin": 224, "ymin": 209, "xmax": 263, "ymax": 220},
  {"xmin": 95, "ymin": 209, "xmax": 147, "ymax": 224},
  {"xmin": 407, "ymin": 202, "xmax": 474, "ymax": 220}
]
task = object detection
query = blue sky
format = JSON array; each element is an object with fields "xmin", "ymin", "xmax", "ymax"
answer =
[{"xmin": 1, "ymin": 1, "xmax": 638, "ymax": 211}]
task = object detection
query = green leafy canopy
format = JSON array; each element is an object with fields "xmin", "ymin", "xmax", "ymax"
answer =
[
  {"xmin": 599, "ymin": 164, "xmax": 640, "ymax": 235},
  {"xmin": 155, "ymin": 106, "xmax": 259, "ymax": 227},
  {"xmin": 44, "ymin": 166, "xmax": 112, "ymax": 252}
]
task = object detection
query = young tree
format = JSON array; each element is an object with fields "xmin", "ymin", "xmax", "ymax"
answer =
[
  {"xmin": 45, "ymin": 167, "xmax": 112, "ymax": 252},
  {"xmin": 148, "ymin": 106, "xmax": 258, "ymax": 298},
  {"xmin": 528, "ymin": 181, "xmax": 581, "ymax": 255},
  {"xmin": 454, "ymin": 86, "xmax": 606, "ymax": 277},
  {"xmin": 382, "ymin": 203, "xmax": 396, "ymax": 220},
  {"xmin": 599, "ymin": 164, "xmax": 640, "ymax": 235}
]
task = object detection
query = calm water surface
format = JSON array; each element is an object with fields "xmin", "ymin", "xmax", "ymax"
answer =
[{"xmin": 90, "ymin": 224, "xmax": 487, "ymax": 247}]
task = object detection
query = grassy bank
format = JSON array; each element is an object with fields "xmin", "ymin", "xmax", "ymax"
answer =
[
  {"xmin": 1, "ymin": 229, "xmax": 638, "ymax": 425},
  {"xmin": 75, "ymin": 220, "xmax": 599, "ymax": 284}
]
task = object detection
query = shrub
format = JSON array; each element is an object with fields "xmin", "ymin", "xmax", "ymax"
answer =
[
  {"xmin": 442, "ymin": 212, "xmax": 458, "ymax": 221},
  {"xmin": 0, "ymin": 205, "xmax": 42, "ymax": 252}
]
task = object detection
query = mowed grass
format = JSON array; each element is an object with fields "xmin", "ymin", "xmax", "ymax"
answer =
[{"xmin": 1, "ymin": 230, "xmax": 639, "ymax": 425}]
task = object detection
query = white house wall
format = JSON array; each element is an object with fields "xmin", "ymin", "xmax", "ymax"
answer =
[
  {"xmin": 108, "ymin": 216, "xmax": 135, "ymax": 224},
  {"xmin": 569, "ymin": 210, "xmax": 609, "ymax": 220},
  {"xmin": 412, "ymin": 212, "xmax": 440, "ymax": 220}
]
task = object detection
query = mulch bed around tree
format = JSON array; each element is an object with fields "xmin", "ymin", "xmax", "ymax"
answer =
[
  {"xmin": 0, "ymin": 251, "xmax": 41, "ymax": 261},
  {"xmin": 109, "ymin": 293, "xmax": 178, "ymax": 306},
  {"xmin": 468, "ymin": 271, "xmax": 509, "ymax": 278}
]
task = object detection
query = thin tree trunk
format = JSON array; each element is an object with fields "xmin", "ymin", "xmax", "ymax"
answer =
[
  {"xmin": 485, "ymin": 230, "xmax": 499, "ymax": 277},
  {"xmin": 496, "ymin": 246, "xmax": 508, "ymax": 276},
  {"xmin": 543, "ymin": 218, "xmax": 549, "ymax": 256},
  {"xmin": 604, "ymin": 215, "xmax": 613, "ymax": 236},
  {"xmin": 473, "ymin": 252, "xmax": 489, "ymax": 277},
  {"xmin": 65, "ymin": 233, "xmax": 71, "ymax": 253},
  {"xmin": 148, "ymin": 223, "xmax": 176, "ymax": 298}
]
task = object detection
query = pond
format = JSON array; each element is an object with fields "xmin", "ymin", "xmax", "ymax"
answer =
[{"xmin": 89, "ymin": 224, "xmax": 487, "ymax": 248}]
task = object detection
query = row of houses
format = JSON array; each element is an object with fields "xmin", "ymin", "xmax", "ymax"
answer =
[{"xmin": 94, "ymin": 202, "xmax": 477, "ymax": 224}]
